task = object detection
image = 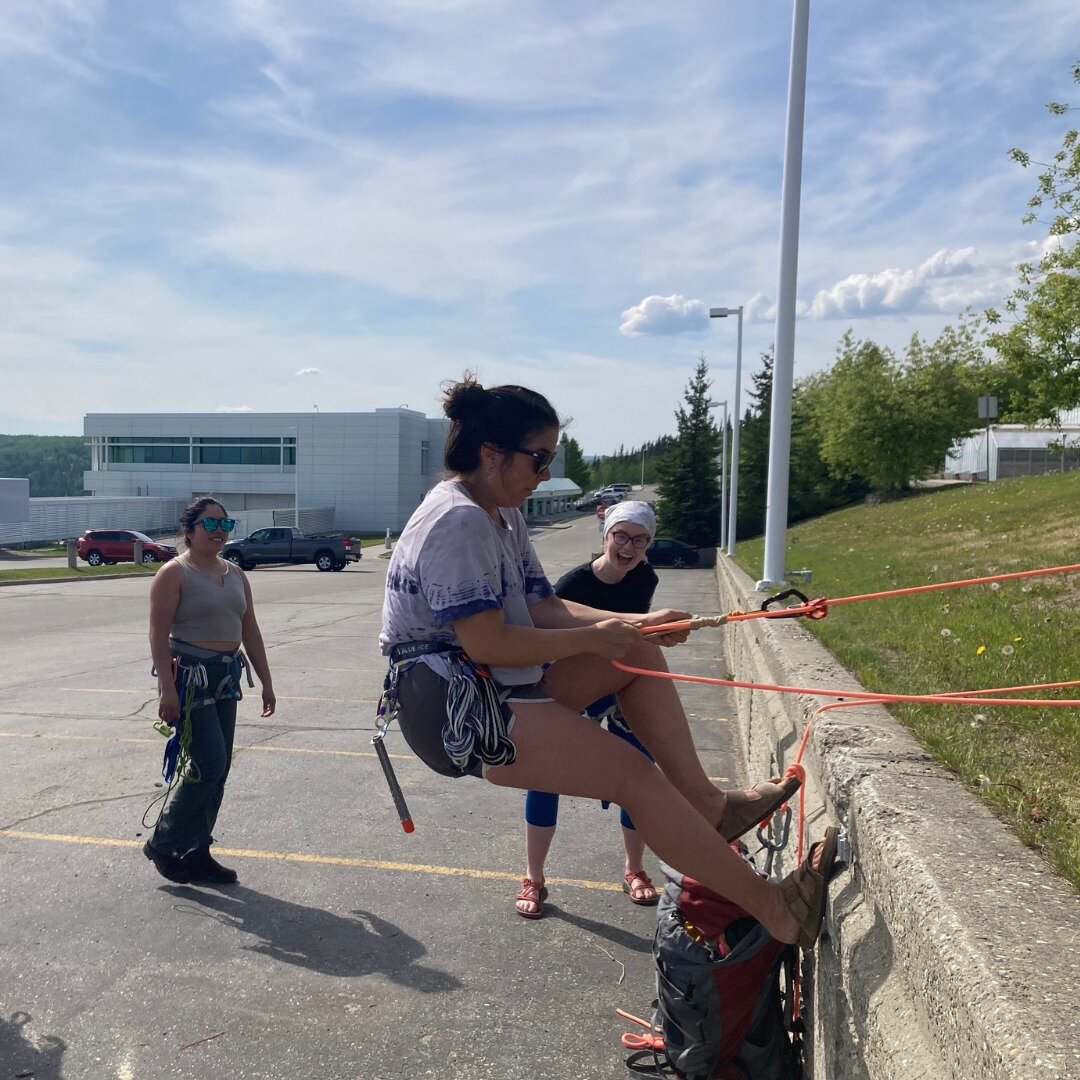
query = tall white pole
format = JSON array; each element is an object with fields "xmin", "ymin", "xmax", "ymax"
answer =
[
  {"xmin": 727, "ymin": 307, "xmax": 743, "ymax": 556},
  {"xmin": 293, "ymin": 425, "xmax": 300, "ymax": 528},
  {"xmin": 759, "ymin": 0, "xmax": 810, "ymax": 590},
  {"xmin": 719, "ymin": 401, "xmax": 728, "ymax": 550},
  {"xmin": 641, "ymin": 446, "xmax": 645, "ymax": 488}
]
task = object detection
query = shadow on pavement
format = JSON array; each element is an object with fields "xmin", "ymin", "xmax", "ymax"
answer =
[
  {"xmin": 0, "ymin": 1011, "xmax": 67, "ymax": 1079},
  {"xmin": 162, "ymin": 884, "xmax": 461, "ymax": 993},
  {"xmin": 542, "ymin": 903, "xmax": 654, "ymax": 955}
]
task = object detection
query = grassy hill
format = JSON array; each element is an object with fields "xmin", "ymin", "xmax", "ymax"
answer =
[{"xmin": 736, "ymin": 472, "xmax": 1080, "ymax": 890}]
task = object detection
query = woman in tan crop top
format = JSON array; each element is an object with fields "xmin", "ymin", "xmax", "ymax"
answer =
[{"xmin": 143, "ymin": 497, "xmax": 275, "ymax": 886}]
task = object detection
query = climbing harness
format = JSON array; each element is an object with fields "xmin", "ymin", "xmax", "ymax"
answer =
[
  {"xmin": 143, "ymin": 645, "xmax": 253, "ymax": 830},
  {"xmin": 376, "ymin": 640, "xmax": 521, "ymax": 831}
]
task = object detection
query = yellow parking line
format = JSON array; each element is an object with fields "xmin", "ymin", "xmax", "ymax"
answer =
[
  {"xmin": 57, "ymin": 688, "xmax": 376, "ymax": 704},
  {"xmin": 0, "ymin": 730, "xmax": 728, "ymax": 778},
  {"xmin": 0, "ymin": 829, "xmax": 623, "ymax": 892},
  {"xmin": 0, "ymin": 731, "xmax": 412, "ymax": 761}
]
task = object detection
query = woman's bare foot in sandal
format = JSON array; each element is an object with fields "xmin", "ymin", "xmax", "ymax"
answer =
[
  {"xmin": 622, "ymin": 869, "xmax": 659, "ymax": 906},
  {"xmin": 719, "ymin": 774, "xmax": 803, "ymax": 842},
  {"xmin": 774, "ymin": 827, "xmax": 840, "ymax": 947},
  {"xmin": 515, "ymin": 877, "xmax": 548, "ymax": 919}
]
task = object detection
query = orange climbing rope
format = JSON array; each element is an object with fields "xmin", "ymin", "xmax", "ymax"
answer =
[
  {"xmin": 617, "ymin": 561, "xmax": 1079, "ymax": 1043},
  {"xmin": 638, "ymin": 560, "xmax": 1080, "ymax": 635}
]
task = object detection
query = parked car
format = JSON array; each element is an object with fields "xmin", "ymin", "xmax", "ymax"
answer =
[
  {"xmin": 608, "ymin": 483, "xmax": 633, "ymax": 494},
  {"xmin": 222, "ymin": 527, "xmax": 360, "ymax": 572},
  {"xmin": 597, "ymin": 486, "xmax": 626, "ymax": 499},
  {"xmin": 575, "ymin": 491, "xmax": 622, "ymax": 511},
  {"xmin": 76, "ymin": 530, "xmax": 178, "ymax": 566},
  {"xmin": 646, "ymin": 538, "xmax": 700, "ymax": 568}
]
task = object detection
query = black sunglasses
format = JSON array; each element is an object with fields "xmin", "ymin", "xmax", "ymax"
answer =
[{"xmin": 504, "ymin": 446, "xmax": 557, "ymax": 474}]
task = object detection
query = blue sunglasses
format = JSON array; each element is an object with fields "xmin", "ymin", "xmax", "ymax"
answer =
[{"xmin": 200, "ymin": 516, "xmax": 236, "ymax": 533}]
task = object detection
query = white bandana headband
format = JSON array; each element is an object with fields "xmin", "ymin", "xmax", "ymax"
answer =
[{"xmin": 602, "ymin": 500, "xmax": 657, "ymax": 540}]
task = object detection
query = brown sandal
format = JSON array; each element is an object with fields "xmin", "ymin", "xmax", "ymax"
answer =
[
  {"xmin": 779, "ymin": 826, "xmax": 840, "ymax": 949},
  {"xmin": 515, "ymin": 877, "xmax": 548, "ymax": 919},
  {"xmin": 719, "ymin": 773, "xmax": 803, "ymax": 842},
  {"xmin": 622, "ymin": 870, "xmax": 659, "ymax": 906}
]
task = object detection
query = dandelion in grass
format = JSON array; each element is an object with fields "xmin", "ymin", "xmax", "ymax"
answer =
[
  {"xmin": 940, "ymin": 628, "xmax": 953, "ymax": 637},
  {"xmin": 1013, "ymin": 635, "xmax": 1022, "ymax": 642},
  {"xmin": 976, "ymin": 645, "xmax": 986, "ymax": 655},
  {"xmin": 1001, "ymin": 645, "xmax": 1015, "ymax": 657}
]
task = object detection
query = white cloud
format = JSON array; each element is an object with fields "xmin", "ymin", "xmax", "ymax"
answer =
[
  {"xmin": 807, "ymin": 247, "xmax": 988, "ymax": 318},
  {"xmin": 295, "ymin": 366, "xmax": 321, "ymax": 376},
  {"xmin": 619, "ymin": 294, "xmax": 709, "ymax": 337}
]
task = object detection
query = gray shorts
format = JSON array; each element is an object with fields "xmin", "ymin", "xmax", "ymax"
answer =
[{"xmin": 395, "ymin": 661, "xmax": 552, "ymax": 779}]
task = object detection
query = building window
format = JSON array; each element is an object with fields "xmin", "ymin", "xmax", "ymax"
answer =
[
  {"xmin": 106, "ymin": 437, "xmax": 190, "ymax": 464},
  {"xmin": 193, "ymin": 437, "xmax": 290, "ymax": 466},
  {"xmin": 420, "ymin": 440, "xmax": 430, "ymax": 475}
]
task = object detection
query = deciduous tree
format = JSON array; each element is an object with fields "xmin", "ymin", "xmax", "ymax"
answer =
[{"xmin": 986, "ymin": 62, "xmax": 1080, "ymax": 422}]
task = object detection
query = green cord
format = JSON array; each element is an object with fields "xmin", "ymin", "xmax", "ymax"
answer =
[{"xmin": 141, "ymin": 677, "xmax": 203, "ymax": 830}]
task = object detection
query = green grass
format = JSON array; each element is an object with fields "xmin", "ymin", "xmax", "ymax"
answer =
[
  {"xmin": 0, "ymin": 564, "xmax": 158, "ymax": 584},
  {"xmin": 352, "ymin": 534, "xmax": 397, "ymax": 548},
  {"xmin": 735, "ymin": 471, "xmax": 1080, "ymax": 890}
]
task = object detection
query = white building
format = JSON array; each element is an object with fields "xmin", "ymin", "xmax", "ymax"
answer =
[
  {"xmin": 84, "ymin": 410, "xmax": 449, "ymax": 533},
  {"xmin": 83, "ymin": 410, "xmax": 575, "ymax": 533},
  {"xmin": 945, "ymin": 409, "xmax": 1080, "ymax": 482}
]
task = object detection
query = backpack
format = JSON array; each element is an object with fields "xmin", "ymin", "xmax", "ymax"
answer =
[{"xmin": 625, "ymin": 858, "xmax": 803, "ymax": 1080}]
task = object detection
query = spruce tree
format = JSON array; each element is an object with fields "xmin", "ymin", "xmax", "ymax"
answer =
[
  {"xmin": 655, "ymin": 356, "xmax": 723, "ymax": 547},
  {"xmin": 559, "ymin": 433, "xmax": 591, "ymax": 489},
  {"xmin": 735, "ymin": 349, "xmax": 773, "ymax": 541}
]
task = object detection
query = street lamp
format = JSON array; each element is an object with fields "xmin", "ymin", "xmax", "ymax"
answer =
[
  {"xmin": 707, "ymin": 399, "xmax": 728, "ymax": 550},
  {"xmin": 760, "ymin": 0, "xmax": 811, "ymax": 591},
  {"xmin": 289, "ymin": 424, "xmax": 301, "ymax": 528},
  {"xmin": 710, "ymin": 305, "xmax": 744, "ymax": 556}
]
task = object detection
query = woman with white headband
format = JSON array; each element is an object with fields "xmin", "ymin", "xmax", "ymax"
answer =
[{"xmin": 516, "ymin": 500, "xmax": 662, "ymax": 918}]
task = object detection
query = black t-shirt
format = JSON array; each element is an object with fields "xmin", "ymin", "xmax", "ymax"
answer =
[{"xmin": 553, "ymin": 559, "xmax": 658, "ymax": 614}]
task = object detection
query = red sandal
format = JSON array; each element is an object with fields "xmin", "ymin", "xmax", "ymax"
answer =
[
  {"xmin": 515, "ymin": 877, "xmax": 548, "ymax": 919},
  {"xmin": 622, "ymin": 869, "xmax": 659, "ymax": 906}
]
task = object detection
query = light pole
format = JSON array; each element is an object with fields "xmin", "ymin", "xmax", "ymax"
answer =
[
  {"xmin": 289, "ymin": 424, "xmax": 301, "ymax": 528},
  {"xmin": 707, "ymin": 399, "xmax": 728, "ymax": 550},
  {"xmin": 710, "ymin": 305, "xmax": 744, "ymax": 556},
  {"xmin": 640, "ymin": 446, "xmax": 645, "ymax": 489},
  {"xmin": 759, "ymin": 0, "xmax": 810, "ymax": 590}
]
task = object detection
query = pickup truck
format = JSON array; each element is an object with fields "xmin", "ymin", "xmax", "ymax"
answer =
[{"xmin": 222, "ymin": 527, "xmax": 360, "ymax": 572}]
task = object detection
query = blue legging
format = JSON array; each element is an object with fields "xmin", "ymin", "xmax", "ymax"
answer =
[{"xmin": 524, "ymin": 699, "xmax": 652, "ymax": 831}]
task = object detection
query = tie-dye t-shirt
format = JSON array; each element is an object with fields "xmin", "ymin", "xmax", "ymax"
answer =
[{"xmin": 379, "ymin": 480, "xmax": 554, "ymax": 685}]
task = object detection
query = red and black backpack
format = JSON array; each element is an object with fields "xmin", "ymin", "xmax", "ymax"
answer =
[{"xmin": 625, "ymin": 859, "xmax": 803, "ymax": 1080}]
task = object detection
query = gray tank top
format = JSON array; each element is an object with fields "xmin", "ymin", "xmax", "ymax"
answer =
[{"xmin": 172, "ymin": 559, "xmax": 248, "ymax": 643}]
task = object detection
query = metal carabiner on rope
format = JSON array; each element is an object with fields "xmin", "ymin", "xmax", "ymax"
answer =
[{"xmin": 757, "ymin": 805, "xmax": 793, "ymax": 878}]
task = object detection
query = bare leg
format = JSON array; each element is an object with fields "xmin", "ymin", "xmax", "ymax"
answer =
[
  {"xmin": 543, "ymin": 642, "xmax": 726, "ymax": 827},
  {"xmin": 525, "ymin": 823, "xmax": 555, "ymax": 884},
  {"xmin": 489, "ymin": 702, "xmax": 799, "ymax": 944},
  {"xmin": 622, "ymin": 826, "xmax": 647, "ymax": 877}
]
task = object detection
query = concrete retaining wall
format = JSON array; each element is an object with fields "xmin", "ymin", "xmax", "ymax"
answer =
[{"xmin": 716, "ymin": 557, "xmax": 1079, "ymax": 1080}]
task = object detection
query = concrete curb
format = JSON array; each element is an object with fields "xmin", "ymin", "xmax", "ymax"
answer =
[
  {"xmin": 0, "ymin": 571, "xmax": 155, "ymax": 588},
  {"xmin": 715, "ymin": 556, "xmax": 1079, "ymax": 1080}
]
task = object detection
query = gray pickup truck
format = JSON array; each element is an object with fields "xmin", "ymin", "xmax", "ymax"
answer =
[{"xmin": 222, "ymin": 527, "xmax": 361, "ymax": 572}]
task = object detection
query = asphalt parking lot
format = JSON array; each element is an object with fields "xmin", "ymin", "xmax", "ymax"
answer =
[{"xmin": 0, "ymin": 513, "xmax": 741, "ymax": 1080}]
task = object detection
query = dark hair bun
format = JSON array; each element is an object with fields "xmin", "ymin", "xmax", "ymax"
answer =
[{"xmin": 442, "ymin": 374, "xmax": 488, "ymax": 421}]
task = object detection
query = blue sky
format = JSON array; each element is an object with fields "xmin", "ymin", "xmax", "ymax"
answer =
[{"xmin": 1, "ymin": 1, "xmax": 1078, "ymax": 453}]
